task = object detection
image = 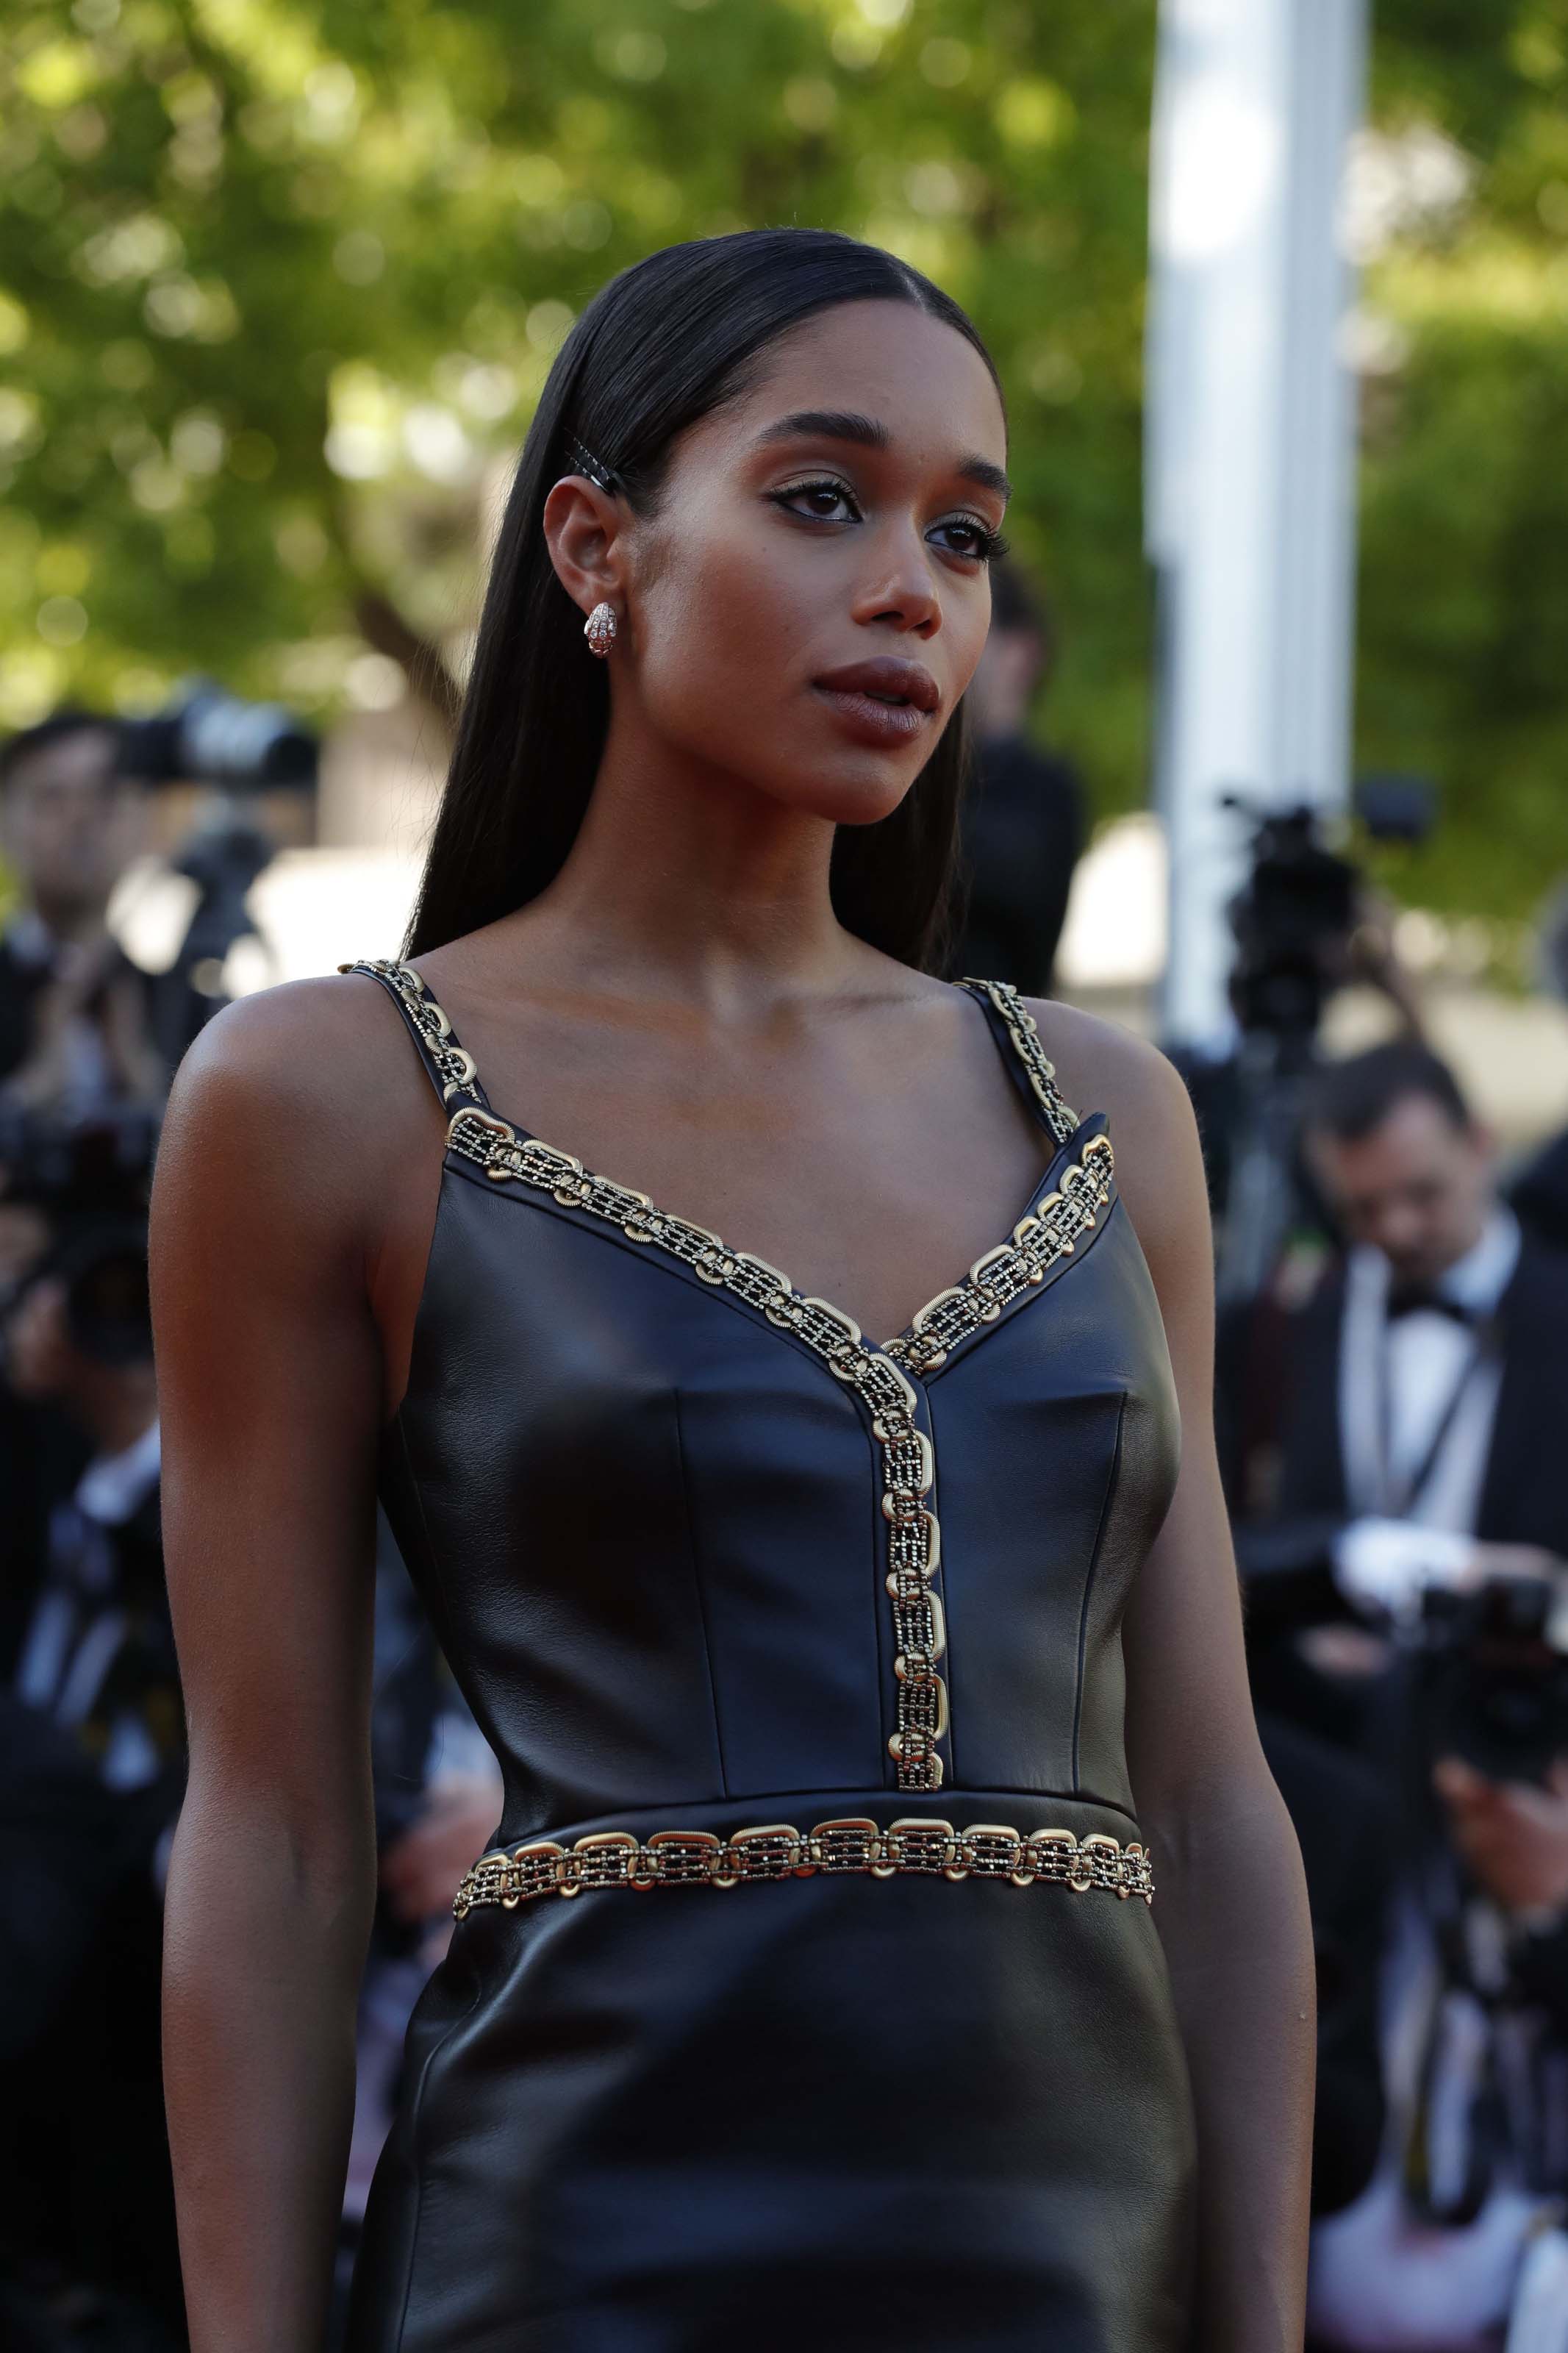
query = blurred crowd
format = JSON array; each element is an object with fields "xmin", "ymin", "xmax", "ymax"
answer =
[
  {"xmin": 1181, "ymin": 762, "xmax": 1568, "ymax": 2348},
  {"xmin": 1226, "ymin": 1029, "xmax": 1568, "ymax": 2353},
  {"xmin": 5, "ymin": 588, "xmax": 1568, "ymax": 2352},
  {"xmin": 0, "ymin": 710, "xmax": 503, "ymax": 2351}
]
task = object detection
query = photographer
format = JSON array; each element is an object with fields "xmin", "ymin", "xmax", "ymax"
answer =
[
  {"xmin": 1238, "ymin": 1041, "xmax": 1568, "ymax": 2349},
  {"xmin": 0, "ymin": 713, "xmax": 187, "ymax": 1119},
  {"xmin": 0, "ymin": 702, "xmax": 248, "ymax": 1670},
  {"xmin": 1306, "ymin": 1742, "xmax": 1568, "ymax": 2351},
  {"xmin": 1247, "ymin": 1042, "xmax": 1568, "ymax": 1700}
]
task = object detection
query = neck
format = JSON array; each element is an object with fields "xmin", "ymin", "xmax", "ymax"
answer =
[{"xmin": 519, "ymin": 708, "xmax": 866, "ymax": 1018}]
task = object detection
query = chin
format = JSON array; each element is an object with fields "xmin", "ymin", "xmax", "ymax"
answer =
[
  {"xmin": 695, "ymin": 732, "xmax": 920, "ymax": 828},
  {"xmin": 791, "ymin": 727, "xmax": 940, "ymax": 826},
  {"xmin": 783, "ymin": 765, "xmax": 920, "ymax": 829}
]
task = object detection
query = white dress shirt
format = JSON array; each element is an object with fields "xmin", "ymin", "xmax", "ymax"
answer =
[
  {"xmin": 1332, "ymin": 1211, "xmax": 1523, "ymax": 1621},
  {"xmin": 1339, "ymin": 1207, "xmax": 1520, "ymax": 1536}
]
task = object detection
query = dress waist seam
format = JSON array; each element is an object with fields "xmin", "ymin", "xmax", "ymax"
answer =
[{"xmin": 457, "ymin": 1790, "xmax": 1156, "ymax": 1917}]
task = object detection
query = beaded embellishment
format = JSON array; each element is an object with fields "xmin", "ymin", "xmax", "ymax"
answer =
[
  {"xmin": 958, "ymin": 976, "xmax": 1080, "ymax": 1148},
  {"xmin": 347, "ymin": 959, "xmax": 1117, "ymax": 1796},
  {"xmin": 454, "ymin": 1815, "xmax": 1154, "ymax": 1917},
  {"xmin": 337, "ymin": 957, "xmax": 483, "ymax": 1106},
  {"xmin": 884, "ymin": 1134, "xmax": 1114, "ymax": 1378},
  {"xmin": 446, "ymin": 1103, "xmax": 951, "ymax": 1789}
]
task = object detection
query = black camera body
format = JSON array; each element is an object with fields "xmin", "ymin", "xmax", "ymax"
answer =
[
  {"xmin": 1420, "ymin": 1578, "xmax": 1568, "ymax": 1788},
  {"xmin": 1225, "ymin": 803, "xmax": 1358, "ymax": 1046},
  {"xmin": 116, "ymin": 684, "xmax": 317, "ymax": 790}
]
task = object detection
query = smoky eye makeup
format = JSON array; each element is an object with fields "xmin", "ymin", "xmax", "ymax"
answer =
[
  {"xmin": 931, "ymin": 514, "xmax": 1010, "ymax": 564},
  {"xmin": 766, "ymin": 476, "xmax": 1009, "ymax": 563},
  {"xmin": 767, "ymin": 474, "xmax": 862, "ymax": 523}
]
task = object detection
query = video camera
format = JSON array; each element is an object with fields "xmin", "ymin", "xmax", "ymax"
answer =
[
  {"xmin": 1225, "ymin": 804, "xmax": 1358, "ymax": 1046},
  {"xmin": 118, "ymin": 683, "xmax": 319, "ymax": 1011},
  {"xmin": 1223, "ymin": 778, "xmax": 1434, "ymax": 1050},
  {"xmin": 116, "ymin": 684, "xmax": 317, "ymax": 792},
  {"xmin": 1209, "ymin": 779, "xmax": 1436, "ymax": 1302}
]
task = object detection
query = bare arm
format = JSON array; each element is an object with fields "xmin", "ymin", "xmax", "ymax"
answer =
[
  {"xmin": 152, "ymin": 984, "xmax": 406, "ymax": 2350},
  {"xmin": 1058, "ymin": 1015, "xmax": 1315, "ymax": 2352}
]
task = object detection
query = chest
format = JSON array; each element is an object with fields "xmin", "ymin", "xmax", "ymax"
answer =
[{"xmin": 426, "ymin": 1015, "xmax": 1064, "ymax": 1351}]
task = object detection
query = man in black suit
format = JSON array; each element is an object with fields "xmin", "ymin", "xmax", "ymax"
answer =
[
  {"xmin": 1239, "ymin": 1042, "xmax": 1568, "ymax": 2350},
  {"xmin": 1245, "ymin": 1040, "xmax": 1568, "ymax": 1710}
]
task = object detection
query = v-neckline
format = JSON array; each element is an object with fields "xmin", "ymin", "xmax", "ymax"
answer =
[
  {"xmin": 450, "ymin": 1096, "xmax": 1097, "ymax": 1362},
  {"xmin": 350, "ymin": 957, "xmax": 1114, "ymax": 1376}
]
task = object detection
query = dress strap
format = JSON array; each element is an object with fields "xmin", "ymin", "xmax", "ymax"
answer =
[
  {"xmin": 338, "ymin": 957, "xmax": 490, "ymax": 1114},
  {"xmin": 957, "ymin": 977, "xmax": 1079, "ymax": 1147}
]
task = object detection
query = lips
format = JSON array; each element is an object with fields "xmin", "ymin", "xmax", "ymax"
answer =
[{"xmin": 812, "ymin": 656, "xmax": 942, "ymax": 750}]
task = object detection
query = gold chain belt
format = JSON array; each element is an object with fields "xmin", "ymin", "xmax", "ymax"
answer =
[{"xmin": 453, "ymin": 1816, "xmax": 1154, "ymax": 1918}]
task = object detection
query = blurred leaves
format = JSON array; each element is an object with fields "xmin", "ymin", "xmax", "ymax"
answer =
[
  {"xmin": 1358, "ymin": 0, "xmax": 1568, "ymax": 918},
  {"xmin": 0, "ymin": 0, "xmax": 1564, "ymax": 917},
  {"xmin": 0, "ymin": 0, "xmax": 1158, "ymax": 777}
]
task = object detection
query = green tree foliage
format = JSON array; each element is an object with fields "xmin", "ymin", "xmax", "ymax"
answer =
[
  {"xmin": 0, "ymin": 0, "xmax": 1563, "ymax": 915},
  {"xmin": 0, "ymin": 0, "xmax": 1156, "ymax": 768},
  {"xmin": 1357, "ymin": 0, "xmax": 1568, "ymax": 915}
]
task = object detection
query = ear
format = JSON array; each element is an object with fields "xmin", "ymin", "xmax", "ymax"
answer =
[{"xmin": 542, "ymin": 475, "xmax": 626, "ymax": 621}]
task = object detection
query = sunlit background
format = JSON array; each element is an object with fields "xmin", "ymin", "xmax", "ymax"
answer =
[{"xmin": 4, "ymin": 0, "xmax": 1568, "ymax": 1129}]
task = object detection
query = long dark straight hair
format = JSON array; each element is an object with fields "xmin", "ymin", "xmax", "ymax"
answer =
[{"xmin": 406, "ymin": 229, "xmax": 1003, "ymax": 968}]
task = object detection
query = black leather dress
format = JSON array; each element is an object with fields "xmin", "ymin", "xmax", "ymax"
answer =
[{"xmin": 343, "ymin": 959, "xmax": 1197, "ymax": 2353}]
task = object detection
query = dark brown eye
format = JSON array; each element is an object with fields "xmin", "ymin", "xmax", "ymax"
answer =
[
  {"xmin": 929, "ymin": 515, "xmax": 1009, "ymax": 564},
  {"xmin": 770, "ymin": 478, "xmax": 861, "ymax": 524}
]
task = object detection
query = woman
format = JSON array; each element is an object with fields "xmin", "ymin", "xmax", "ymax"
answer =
[{"xmin": 154, "ymin": 229, "xmax": 1314, "ymax": 2351}]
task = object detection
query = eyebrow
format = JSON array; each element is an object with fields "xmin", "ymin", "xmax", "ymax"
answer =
[{"xmin": 752, "ymin": 408, "xmax": 1011, "ymax": 504}]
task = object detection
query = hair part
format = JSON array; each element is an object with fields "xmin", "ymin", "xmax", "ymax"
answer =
[
  {"xmin": 407, "ymin": 229, "xmax": 1002, "ymax": 970},
  {"xmin": 1306, "ymin": 1040, "xmax": 1473, "ymax": 1144}
]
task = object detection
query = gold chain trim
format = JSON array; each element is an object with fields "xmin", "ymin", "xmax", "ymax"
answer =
[
  {"xmin": 454, "ymin": 1815, "xmax": 1154, "ymax": 1917},
  {"xmin": 446, "ymin": 1104, "xmax": 950, "ymax": 1788},
  {"xmin": 884, "ymin": 1134, "xmax": 1114, "ymax": 1378},
  {"xmin": 340, "ymin": 958, "xmax": 482, "ymax": 1106},
  {"xmin": 959, "ymin": 977, "xmax": 1078, "ymax": 1148},
  {"xmin": 351, "ymin": 960, "xmax": 1102, "ymax": 1796}
]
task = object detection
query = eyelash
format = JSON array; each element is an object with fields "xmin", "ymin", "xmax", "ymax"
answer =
[{"xmin": 768, "ymin": 476, "xmax": 1010, "ymax": 565}]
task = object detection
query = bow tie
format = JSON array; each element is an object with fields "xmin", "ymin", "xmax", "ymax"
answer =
[{"xmin": 1385, "ymin": 1284, "xmax": 1480, "ymax": 1325}]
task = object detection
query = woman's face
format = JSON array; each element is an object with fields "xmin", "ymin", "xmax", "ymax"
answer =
[{"xmin": 605, "ymin": 299, "xmax": 1009, "ymax": 827}]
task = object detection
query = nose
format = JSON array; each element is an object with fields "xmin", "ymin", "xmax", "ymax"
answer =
[{"xmin": 851, "ymin": 521, "xmax": 942, "ymax": 639}]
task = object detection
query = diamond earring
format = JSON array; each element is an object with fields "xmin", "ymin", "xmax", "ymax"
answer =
[{"xmin": 584, "ymin": 601, "xmax": 617, "ymax": 657}]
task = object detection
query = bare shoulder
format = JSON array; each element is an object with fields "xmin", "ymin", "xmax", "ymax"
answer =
[
  {"xmin": 154, "ymin": 969, "xmax": 437, "ymax": 1250},
  {"xmin": 174, "ymin": 967, "xmax": 433, "ymax": 1120},
  {"xmin": 1022, "ymin": 997, "xmax": 1208, "ymax": 1270}
]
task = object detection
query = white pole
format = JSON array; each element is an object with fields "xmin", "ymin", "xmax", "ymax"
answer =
[{"xmin": 1147, "ymin": 0, "xmax": 1367, "ymax": 1049}]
